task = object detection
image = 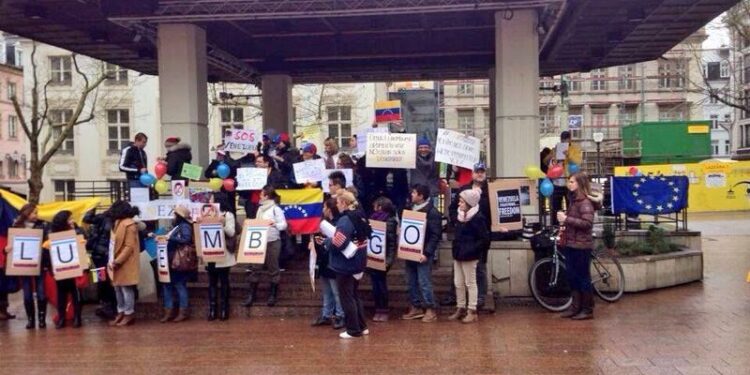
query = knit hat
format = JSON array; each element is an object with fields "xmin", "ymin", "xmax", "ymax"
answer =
[
  {"xmin": 302, "ymin": 143, "xmax": 317, "ymax": 155},
  {"xmin": 459, "ymin": 189, "xmax": 481, "ymax": 208},
  {"xmin": 164, "ymin": 136, "xmax": 180, "ymax": 146},
  {"xmin": 417, "ymin": 136, "xmax": 431, "ymax": 148},
  {"xmin": 173, "ymin": 205, "xmax": 193, "ymax": 223},
  {"xmin": 273, "ymin": 132, "xmax": 290, "ymax": 144},
  {"xmin": 473, "ymin": 162, "xmax": 486, "ymax": 172}
]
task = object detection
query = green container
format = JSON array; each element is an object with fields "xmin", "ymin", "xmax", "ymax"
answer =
[{"xmin": 621, "ymin": 121, "xmax": 712, "ymax": 165}]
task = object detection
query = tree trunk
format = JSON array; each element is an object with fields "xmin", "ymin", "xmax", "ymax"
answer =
[{"xmin": 27, "ymin": 167, "xmax": 44, "ymax": 205}]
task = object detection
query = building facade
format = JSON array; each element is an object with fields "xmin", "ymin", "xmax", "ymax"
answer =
[
  {"xmin": 701, "ymin": 47, "xmax": 734, "ymax": 158},
  {"xmin": 0, "ymin": 33, "xmax": 27, "ymax": 194},
  {"xmin": 731, "ymin": 27, "xmax": 750, "ymax": 160}
]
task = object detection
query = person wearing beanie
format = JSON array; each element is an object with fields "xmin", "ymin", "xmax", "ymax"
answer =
[
  {"xmin": 448, "ymin": 189, "xmax": 490, "ymax": 324},
  {"xmin": 160, "ymin": 136, "xmax": 192, "ymax": 182},
  {"xmin": 302, "ymin": 143, "xmax": 319, "ymax": 160},
  {"xmin": 409, "ymin": 136, "xmax": 439, "ymax": 199},
  {"xmin": 270, "ymin": 132, "xmax": 299, "ymax": 183}
]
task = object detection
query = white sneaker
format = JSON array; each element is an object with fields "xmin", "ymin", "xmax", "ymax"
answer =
[
  {"xmin": 362, "ymin": 329, "xmax": 369, "ymax": 335},
  {"xmin": 339, "ymin": 331, "xmax": 357, "ymax": 339}
]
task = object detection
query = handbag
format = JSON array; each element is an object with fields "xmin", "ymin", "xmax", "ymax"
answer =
[{"xmin": 171, "ymin": 243, "xmax": 198, "ymax": 272}]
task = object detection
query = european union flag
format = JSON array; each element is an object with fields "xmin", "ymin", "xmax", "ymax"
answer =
[{"xmin": 611, "ymin": 176, "xmax": 689, "ymax": 215}]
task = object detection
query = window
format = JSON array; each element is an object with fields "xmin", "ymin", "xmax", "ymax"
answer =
[
  {"xmin": 658, "ymin": 59, "xmax": 686, "ymax": 88},
  {"xmin": 712, "ymin": 140, "xmax": 719, "ymax": 156},
  {"xmin": 49, "ymin": 56, "xmax": 72, "ymax": 86},
  {"xmin": 0, "ymin": 161, "xmax": 3, "ymax": 178},
  {"xmin": 457, "ymin": 82, "xmax": 474, "ymax": 96},
  {"xmin": 725, "ymin": 140, "xmax": 731, "ymax": 155},
  {"xmin": 743, "ymin": 124, "xmax": 750, "ymax": 148},
  {"xmin": 457, "ymin": 110, "xmax": 474, "ymax": 136},
  {"xmin": 104, "ymin": 63, "xmax": 128, "ymax": 85},
  {"xmin": 219, "ymin": 107, "xmax": 244, "ymax": 138},
  {"xmin": 539, "ymin": 107, "xmax": 554, "ymax": 132},
  {"xmin": 619, "ymin": 106, "xmax": 637, "ymax": 126},
  {"xmin": 744, "ymin": 55, "xmax": 750, "ymax": 84},
  {"xmin": 327, "ymin": 106, "xmax": 352, "ymax": 148},
  {"xmin": 723, "ymin": 113, "xmax": 732, "ymax": 124},
  {"xmin": 48, "ymin": 109, "xmax": 74, "ymax": 153},
  {"xmin": 7, "ymin": 82, "xmax": 16, "ymax": 100},
  {"xmin": 591, "ymin": 109, "xmax": 608, "ymax": 127},
  {"xmin": 53, "ymin": 180, "xmax": 75, "ymax": 201},
  {"xmin": 706, "ymin": 62, "xmax": 722, "ymax": 80},
  {"xmin": 720, "ymin": 60, "xmax": 730, "ymax": 78},
  {"xmin": 745, "ymin": 89, "xmax": 750, "ymax": 119},
  {"xmin": 710, "ymin": 114, "xmax": 719, "ymax": 129},
  {"xmin": 618, "ymin": 65, "xmax": 636, "ymax": 91},
  {"xmin": 8, "ymin": 159, "xmax": 18, "ymax": 179},
  {"xmin": 569, "ymin": 79, "xmax": 581, "ymax": 92},
  {"xmin": 8, "ymin": 115, "xmax": 17, "ymax": 139},
  {"xmin": 107, "ymin": 109, "xmax": 130, "ymax": 152},
  {"xmin": 658, "ymin": 105, "xmax": 686, "ymax": 121},
  {"xmin": 590, "ymin": 68, "xmax": 607, "ymax": 91},
  {"xmin": 540, "ymin": 78, "xmax": 555, "ymax": 89}
]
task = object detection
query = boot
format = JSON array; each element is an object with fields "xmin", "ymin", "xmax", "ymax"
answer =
[
  {"xmin": 159, "ymin": 308, "xmax": 176, "ymax": 323},
  {"xmin": 219, "ymin": 283, "xmax": 230, "ymax": 321},
  {"xmin": 571, "ymin": 292, "xmax": 594, "ymax": 320},
  {"xmin": 55, "ymin": 301, "xmax": 66, "ymax": 329},
  {"xmin": 560, "ymin": 291, "xmax": 581, "ymax": 319},
  {"xmin": 421, "ymin": 308, "xmax": 437, "ymax": 323},
  {"xmin": 72, "ymin": 303, "xmax": 82, "ymax": 328},
  {"xmin": 55, "ymin": 315, "xmax": 65, "ymax": 329},
  {"xmin": 24, "ymin": 301, "xmax": 35, "ymax": 329},
  {"xmin": 241, "ymin": 283, "xmax": 258, "ymax": 307},
  {"xmin": 116, "ymin": 314, "xmax": 135, "ymax": 327},
  {"xmin": 207, "ymin": 284, "xmax": 217, "ymax": 321},
  {"xmin": 37, "ymin": 301, "xmax": 47, "ymax": 329},
  {"xmin": 0, "ymin": 304, "xmax": 15, "ymax": 320},
  {"xmin": 110, "ymin": 313, "xmax": 125, "ymax": 326},
  {"xmin": 462, "ymin": 309, "xmax": 478, "ymax": 324},
  {"xmin": 332, "ymin": 316, "xmax": 345, "ymax": 329},
  {"xmin": 401, "ymin": 306, "xmax": 425, "ymax": 320},
  {"xmin": 267, "ymin": 283, "xmax": 278, "ymax": 307},
  {"xmin": 172, "ymin": 308, "xmax": 189, "ymax": 322},
  {"xmin": 448, "ymin": 307, "xmax": 467, "ymax": 321}
]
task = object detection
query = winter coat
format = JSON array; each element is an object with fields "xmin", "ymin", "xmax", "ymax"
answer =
[
  {"xmin": 410, "ymin": 202, "xmax": 442, "ymax": 259},
  {"xmin": 165, "ymin": 143, "xmax": 193, "ymax": 179},
  {"xmin": 383, "ymin": 215, "xmax": 398, "ymax": 270},
  {"xmin": 325, "ymin": 210, "xmax": 367, "ymax": 276},
  {"xmin": 167, "ymin": 221, "xmax": 194, "ymax": 270},
  {"xmin": 119, "ymin": 143, "xmax": 148, "ymax": 181},
  {"xmin": 449, "ymin": 182, "xmax": 491, "ymax": 230},
  {"xmin": 83, "ymin": 210, "xmax": 113, "ymax": 266},
  {"xmin": 205, "ymin": 157, "xmax": 238, "ymax": 180},
  {"xmin": 255, "ymin": 202, "xmax": 287, "ymax": 242},
  {"xmin": 452, "ymin": 212, "xmax": 490, "ymax": 261},
  {"xmin": 111, "ymin": 218, "xmax": 141, "ymax": 286},
  {"xmin": 315, "ymin": 213, "xmax": 341, "ymax": 279},
  {"xmin": 409, "ymin": 152, "xmax": 439, "ymax": 196},
  {"xmin": 208, "ymin": 212, "xmax": 237, "ymax": 269},
  {"xmin": 561, "ymin": 193, "xmax": 595, "ymax": 250}
]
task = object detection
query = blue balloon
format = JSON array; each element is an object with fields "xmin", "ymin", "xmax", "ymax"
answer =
[
  {"xmin": 568, "ymin": 162, "xmax": 580, "ymax": 174},
  {"xmin": 540, "ymin": 178, "xmax": 554, "ymax": 198},
  {"xmin": 636, "ymin": 171, "xmax": 644, "ymax": 177},
  {"xmin": 216, "ymin": 163, "xmax": 231, "ymax": 179},
  {"xmin": 139, "ymin": 173, "xmax": 156, "ymax": 186}
]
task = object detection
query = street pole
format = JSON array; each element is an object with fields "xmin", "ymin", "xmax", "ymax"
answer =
[{"xmin": 593, "ymin": 132, "xmax": 604, "ymax": 179}]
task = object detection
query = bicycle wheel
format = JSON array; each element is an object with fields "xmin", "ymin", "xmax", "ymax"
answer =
[
  {"xmin": 528, "ymin": 258, "xmax": 572, "ymax": 312},
  {"xmin": 591, "ymin": 250, "xmax": 625, "ymax": 302}
]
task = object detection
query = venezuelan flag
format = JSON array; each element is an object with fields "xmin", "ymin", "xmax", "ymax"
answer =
[
  {"xmin": 278, "ymin": 188, "xmax": 323, "ymax": 235},
  {"xmin": 375, "ymin": 100, "xmax": 401, "ymax": 123}
]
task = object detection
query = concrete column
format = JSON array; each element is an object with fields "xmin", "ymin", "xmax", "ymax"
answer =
[
  {"xmin": 488, "ymin": 67, "xmax": 496, "ymax": 176},
  {"xmin": 261, "ymin": 74, "xmax": 294, "ymax": 140},
  {"xmin": 157, "ymin": 24, "xmax": 209, "ymax": 167},
  {"xmin": 493, "ymin": 10, "xmax": 539, "ymax": 177}
]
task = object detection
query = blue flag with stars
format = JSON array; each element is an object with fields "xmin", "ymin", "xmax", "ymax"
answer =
[{"xmin": 611, "ymin": 176, "xmax": 689, "ymax": 215}]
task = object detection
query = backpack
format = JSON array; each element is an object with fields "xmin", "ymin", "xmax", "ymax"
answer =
[{"xmin": 346, "ymin": 210, "xmax": 372, "ymax": 243}]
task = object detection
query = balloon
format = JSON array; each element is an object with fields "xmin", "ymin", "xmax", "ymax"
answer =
[
  {"xmin": 547, "ymin": 164, "xmax": 564, "ymax": 179},
  {"xmin": 222, "ymin": 178, "xmax": 236, "ymax": 192},
  {"xmin": 524, "ymin": 165, "xmax": 544, "ymax": 180},
  {"xmin": 568, "ymin": 162, "xmax": 580, "ymax": 174},
  {"xmin": 139, "ymin": 173, "xmax": 156, "ymax": 186},
  {"xmin": 540, "ymin": 178, "xmax": 554, "ymax": 198},
  {"xmin": 154, "ymin": 162, "xmax": 167, "ymax": 179},
  {"xmin": 154, "ymin": 179, "xmax": 169, "ymax": 194},
  {"xmin": 628, "ymin": 166, "xmax": 638, "ymax": 176},
  {"xmin": 216, "ymin": 163, "xmax": 231, "ymax": 179},
  {"xmin": 636, "ymin": 171, "xmax": 644, "ymax": 177},
  {"xmin": 209, "ymin": 178, "xmax": 223, "ymax": 191}
]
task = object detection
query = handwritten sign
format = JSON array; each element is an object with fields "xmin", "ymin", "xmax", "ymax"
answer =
[
  {"xmin": 293, "ymin": 159, "xmax": 326, "ymax": 183},
  {"xmin": 236, "ymin": 167, "xmax": 268, "ymax": 191},
  {"xmin": 357, "ymin": 126, "xmax": 389, "ymax": 154},
  {"xmin": 156, "ymin": 236, "xmax": 170, "ymax": 283},
  {"xmin": 193, "ymin": 218, "xmax": 227, "ymax": 263},
  {"xmin": 5, "ymin": 228, "xmax": 44, "ymax": 276},
  {"xmin": 435, "ymin": 128, "xmax": 480, "ymax": 169},
  {"xmin": 180, "ymin": 163, "xmax": 203, "ymax": 181},
  {"xmin": 367, "ymin": 220, "xmax": 387, "ymax": 271},
  {"xmin": 322, "ymin": 169, "xmax": 353, "ymax": 193},
  {"xmin": 397, "ymin": 210, "xmax": 426, "ymax": 262},
  {"xmin": 49, "ymin": 230, "xmax": 84, "ymax": 280},
  {"xmin": 224, "ymin": 128, "xmax": 261, "ymax": 152},
  {"xmin": 366, "ymin": 133, "xmax": 416, "ymax": 169},
  {"xmin": 236, "ymin": 219, "xmax": 269, "ymax": 264},
  {"xmin": 129, "ymin": 187, "xmax": 150, "ymax": 203}
]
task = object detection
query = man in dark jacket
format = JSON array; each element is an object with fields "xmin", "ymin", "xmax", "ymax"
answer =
[
  {"xmin": 409, "ymin": 136, "xmax": 439, "ymax": 198},
  {"xmin": 205, "ymin": 145, "xmax": 237, "ymax": 214},
  {"xmin": 401, "ymin": 184, "xmax": 442, "ymax": 323},
  {"xmin": 83, "ymin": 208, "xmax": 116, "ymax": 319},
  {"xmin": 119, "ymin": 133, "xmax": 148, "ymax": 187},
  {"xmin": 270, "ymin": 133, "xmax": 299, "ymax": 183},
  {"xmin": 161, "ymin": 136, "xmax": 192, "ymax": 181}
]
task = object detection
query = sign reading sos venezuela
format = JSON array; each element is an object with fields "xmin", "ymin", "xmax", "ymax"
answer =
[{"xmin": 224, "ymin": 128, "xmax": 261, "ymax": 152}]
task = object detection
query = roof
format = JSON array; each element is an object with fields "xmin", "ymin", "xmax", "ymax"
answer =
[{"xmin": 0, "ymin": 0, "xmax": 739, "ymax": 83}]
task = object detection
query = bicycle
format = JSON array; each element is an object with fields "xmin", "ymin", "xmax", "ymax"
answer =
[{"xmin": 528, "ymin": 227, "xmax": 625, "ymax": 312}]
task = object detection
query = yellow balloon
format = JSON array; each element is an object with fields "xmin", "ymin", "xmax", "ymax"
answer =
[
  {"xmin": 524, "ymin": 165, "xmax": 543, "ymax": 180},
  {"xmin": 154, "ymin": 179, "xmax": 169, "ymax": 194},
  {"xmin": 209, "ymin": 178, "xmax": 223, "ymax": 191}
]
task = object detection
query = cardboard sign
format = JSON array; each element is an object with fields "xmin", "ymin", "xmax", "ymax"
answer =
[
  {"xmin": 5, "ymin": 228, "xmax": 44, "ymax": 276},
  {"xmin": 180, "ymin": 163, "xmax": 203, "ymax": 180},
  {"xmin": 308, "ymin": 244, "xmax": 316, "ymax": 292},
  {"xmin": 193, "ymin": 218, "xmax": 227, "ymax": 263},
  {"xmin": 107, "ymin": 233, "xmax": 115, "ymax": 280},
  {"xmin": 129, "ymin": 187, "xmax": 150, "ymax": 203},
  {"xmin": 293, "ymin": 159, "xmax": 326, "ymax": 183},
  {"xmin": 236, "ymin": 219, "xmax": 269, "ymax": 264},
  {"xmin": 397, "ymin": 210, "xmax": 426, "ymax": 262},
  {"xmin": 236, "ymin": 167, "xmax": 268, "ymax": 191},
  {"xmin": 366, "ymin": 220, "xmax": 387, "ymax": 271},
  {"xmin": 156, "ymin": 236, "xmax": 170, "ymax": 283},
  {"xmin": 435, "ymin": 128, "xmax": 480, "ymax": 170},
  {"xmin": 357, "ymin": 126, "xmax": 389, "ymax": 153},
  {"xmin": 366, "ymin": 133, "xmax": 416, "ymax": 169},
  {"xmin": 49, "ymin": 230, "xmax": 84, "ymax": 280},
  {"xmin": 133, "ymin": 200, "xmax": 217, "ymax": 221},
  {"xmin": 224, "ymin": 128, "xmax": 261, "ymax": 152},
  {"xmin": 76, "ymin": 234, "xmax": 90, "ymax": 270},
  {"xmin": 322, "ymin": 169, "xmax": 353, "ymax": 194},
  {"xmin": 171, "ymin": 180, "xmax": 187, "ymax": 200},
  {"xmin": 488, "ymin": 178, "xmax": 539, "ymax": 231}
]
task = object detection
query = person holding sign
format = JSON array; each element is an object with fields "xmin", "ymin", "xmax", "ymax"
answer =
[
  {"xmin": 243, "ymin": 185, "xmax": 287, "ymax": 308},
  {"xmin": 401, "ymin": 184, "xmax": 442, "ymax": 323},
  {"xmin": 161, "ymin": 206, "xmax": 196, "ymax": 323},
  {"xmin": 7, "ymin": 203, "xmax": 48, "ymax": 328},
  {"xmin": 201, "ymin": 196, "xmax": 237, "ymax": 321},
  {"xmin": 448, "ymin": 190, "xmax": 490, "ymax": 324},
  {"xmin": 310, "ymin": 198, "xmax": 345, "ymax": 329},
  {"xmin": 367, "ymin": 197, "xmax": 398, "ymax": 322},
  {"xmin": 107, "ymin": 201, "xmax": 141, "ymax": 327},
  {"xmin": 83, "ymin": 208, "xmax": 117, "ymax": 320},
  {"xmin": 45, "ymin": 211, "xmax": 85, "ymax": 329}
]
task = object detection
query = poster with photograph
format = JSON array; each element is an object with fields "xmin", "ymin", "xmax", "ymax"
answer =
[{"xmin": 488, "ymin": 178, "xmax": 538, "ymax": 232}]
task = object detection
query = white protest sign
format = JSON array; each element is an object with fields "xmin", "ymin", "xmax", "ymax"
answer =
[
  {"xmin": 435, "ymin": 128, "xmax": 480, "ymax": 169},
  {"xmin": 193, "ymin": 218, "xmax": 226, "ymax": 263},
  {"xmin": 366, "ymin": 133, "xmax": 416, "ymax": 169},
  {"xmin": 132, "ymin": 200, "xmax": 217, "ymax": 221},
  {"xmin": 397, "ymin": 210, "xmax": 426, "ymax": 262},
  {"xmin": 236, "ymin": 167, "xmax": 267, "ymax": 191},
  {"xmin": 129, "ymin": 187, "xmax": 150, "ymax": 203},
  {"xmin": 6, "ymin": 228, "xmax": 44, "ymax": 276},
  {"xmin": 49, "ymin": 230, "xmax": 83, "ymax": 280},
  {"xmin": 367, "ymin": 220, "xmax": 387, "ymax": 271},
  {"xmin": 156, "ymin": 236, "xmax": 170, "ymax": 283},
  {"xmin": 224, "ymin": 128, "xmax": 261, "ymax": 153},
  {"xmin": 293, "ymin": 159, "xmax": 326, "ymax": 183},
  {"xmin": 357, "ymin": 126, "xmax": 389, "ymax": 155},
  {"xmin": 322, "ymin": 169, "xmax": 353, "ymax": 193},
  {"xmin": 237, "ymin": 219, "xmax": 269, "ymax": 264}
]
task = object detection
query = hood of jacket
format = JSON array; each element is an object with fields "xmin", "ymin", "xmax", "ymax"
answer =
[{"xmin": 166, "ymin": 142, "xmax": 192, "ymax": 153}]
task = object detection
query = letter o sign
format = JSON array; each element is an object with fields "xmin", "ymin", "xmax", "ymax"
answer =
[{"xmin": 404, "ymin": 225, "xmax": 421, "ymax": 245}]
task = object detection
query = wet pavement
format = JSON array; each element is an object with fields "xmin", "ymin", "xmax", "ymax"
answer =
[{"xmin": 1, "ymin": 212, "xmax": 749, "ymax": 374}]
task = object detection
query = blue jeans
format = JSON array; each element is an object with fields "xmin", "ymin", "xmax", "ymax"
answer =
[
  {"xmin": 563, "ymin": 247, "xmax": 592, "ymax": 292},
  {"xmin": 320, "ymin": 277, "xmax": 344, "ymax": 318},
  {"xmin": 369, "ymin": 270, "xmax": 389, "ymax": 311},
  {"xmin": 163, "ymin": 280, "xmax": 189, "ymax": 309},
  {"xmin": 476, "ymin": 260, "xmax": 487, "ymax": 304},
  {"xmin": 22, "ymin": 275, "xmax": 46, "ymax": 304},
  {"xmin": 405, "ymin": 259, "xmax": 435, "ymax": 309}
]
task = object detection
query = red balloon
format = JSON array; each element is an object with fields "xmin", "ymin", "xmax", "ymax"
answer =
[
  {"xmin": 628, "ymin": 166, "xmax": 638, "ymax": 176},
  {"xmin": 547, "ymin": 164, "xmax": 564, "ymax": 179},
  {"xmin": 154, "ymin": 162, "xmax": 168, "ymax": 179},
  {"xmin": 222, "ymin": 178, "xmax": 236, "ymax": 192}
]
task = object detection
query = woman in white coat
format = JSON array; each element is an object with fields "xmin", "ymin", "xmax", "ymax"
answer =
[{"xmin": 202, "ymin": 194, "xmax": 238, "ymax": 321}]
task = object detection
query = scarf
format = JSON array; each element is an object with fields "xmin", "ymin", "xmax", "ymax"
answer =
[
  {"xmin": 325, "ymin": 153, "xmax": 336, "ymax": 169},
  {"xmin": 457, "ymin": 206, "xmax": 479, "ymax": 223},
  {"xmin": 256, "ymin": 199, "xmax": 276, "ymax": 219},
  {"xmin": 370, "ymin": 210, "xmax": 389, "ymax": 222},
  {"xmin": 412, "ymin": 201, "xmax": 429, "ymax": 212}
]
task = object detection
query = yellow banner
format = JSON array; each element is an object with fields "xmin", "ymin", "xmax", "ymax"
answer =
[{"xmin": 0, "ymin": 189, "xmax": 101, "ymax": 225}]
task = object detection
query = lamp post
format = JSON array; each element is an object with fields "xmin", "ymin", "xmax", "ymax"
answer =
[{"xmin": 593, "ymin": 132, "xmax": 604, "ymax": 178}]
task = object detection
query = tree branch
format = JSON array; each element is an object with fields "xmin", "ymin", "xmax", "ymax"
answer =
[{"xmin": 10, "ymin": 96, "xmax": 32, "ymax": 139}]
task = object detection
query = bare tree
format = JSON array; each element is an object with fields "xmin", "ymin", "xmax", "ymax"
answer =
[{"xmin": 9, "ymin": 42, "xmax": 107, "ymax": 204}]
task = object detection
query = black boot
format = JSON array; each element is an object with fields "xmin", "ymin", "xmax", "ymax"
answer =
[
  {"xmin": 24, "ymin": 301, "xmax": 35, "ymax": 330},
  {"xmin": 207, "ymin": 284, "xmax": 217, "ymax": 321},
  {"xmin": 241, "ymin": 283, "xmax": 258, "ymax": 307},
  {"xmin": 267, "ymin": 283, "xmax": 278, "ymax": 307},
  {"xmin": 560, "ymin": 291, "xmax": 581, "ymax": 319},
  {"xmin": 571, "ymin": 292, "xmax": 594, "ymax": 320},
  {"xmin": 72, "ymin": 301, "xmax": 82, "ymax": 328},
  {"xmin": 219, "ymin": 283, "xmax": 230, "ymax": 321},
  {"xmin": 38, "ymin": 300, "xmax": 47, "ymax": 329}
]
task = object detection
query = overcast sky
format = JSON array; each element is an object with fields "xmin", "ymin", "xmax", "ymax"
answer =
[{"xmin": 703, "ymin": 14, "xmax": 730, "ymax": 49}]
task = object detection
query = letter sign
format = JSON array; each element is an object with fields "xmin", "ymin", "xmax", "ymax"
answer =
[
  {"xmin": 156, "ymin": 236, "xmax": 170, "ymax": 283},
  {"xmin": 193, "ymin": 218, "xmax": 227, "ymax": 263},
  {"xmin": 49, "ymin": 230, "xmax": 84, "ymax": 280},
  {"xmin": 5, "ymin": 228, "xmax": 44, "ymax": 276},
  {"xmin": 367, "ymin": 220, "xmax": 387, "ymax": 271},
  {"xmin": 397, "ymin": 210, "xmax": 427, "ymax": 262},
  {"xmin": 236, "ymin": 219, "xmax": 269, "ymax": 264}
]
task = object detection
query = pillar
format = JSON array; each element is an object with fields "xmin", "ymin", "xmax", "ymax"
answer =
[
  {"xmin": 488, "ymin": 67, "xmax": 496, "ymax": 177},
  {"xmin": 261, "ymin": 74, "xmax": 294, "ymax": 140},
  {"xmin": 157, "ymin": 24, "xmax": 209, "ymax": 167},
  {"xmin": 493, "ymin": 10, "xmax": 539, "ymax": 177}
]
